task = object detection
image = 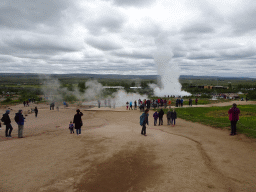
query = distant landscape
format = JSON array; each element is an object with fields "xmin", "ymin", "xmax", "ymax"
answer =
[{"xmin": 0, "ymin": 73, "xmax": 256, "ymax": 105}]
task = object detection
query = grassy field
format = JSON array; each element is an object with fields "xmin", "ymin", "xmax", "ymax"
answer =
[
  {"xmin": 150, "ymin": 98, "xmax": 235, "ymax": 106},
  {"xmin": 160, "ymin": 105, "xmax": 256, "ymax": 138}
]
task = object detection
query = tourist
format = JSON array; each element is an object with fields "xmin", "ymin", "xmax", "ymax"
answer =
[
  {"xmin": 126, "ymin": 101, "xmax": 129, "ymax": 110},
  {"xmin": 50, "ymin": 102, "xmax": 55, "ymax": 110},
  {"xmin": 140, "ymin": 109, "xmax": 149, "ymax": 136},
  {"xmin": 178, "ymin": 98, "xmax": 181, "ymax": 107},
  {"xmin": 167, "ymin": 109, "xmax": 172, "ymax": 125},
  {"xmin": 153, "ymin": 111, "xmax": 159, "ymax": 126},
  {"xmin": 129, "ymin": 101, "xmax": 133, "ymax": 110},
  {"xmin": 189, "ymin": 98, "xmax": 192, "ymax": 106},
  {"xmin": 34, "ymin": 107, "xmax": 38, "ymax": 117},
  {"xmin": 73, "ymin": 109, "xmax": 83, "ymax": 135},
  {"xmin": 168, "ymin": 100, "xmax": 171, "ymax": 107},
  {"xmin": 195, "ymin": 98, "xmax": 198, "ymax": 105},
  {"xmin": 146, "ymin": 100, "xmax": 150, "ymax": 109},
  {"xmin": 180, "ymin": 98, "xmax": 183, "ymax": 107},
  {"xmin": 69, "ymin": 121, "xmax": 74, "ymax": 134},
  {"xmin": 23, "ymin": 101, "xmax": 26, "ymax": 107},
  {"xmin": 171, "ymin": 109, "xmax": 177, "ymax": 126},
  {"xmin": 134, "ymin": 100, "xmax": 137, "ymax": 110},
  {"xmin": 1, "ymin": 110, "xmax": 13, "ymax": 138},
  {"xmin": 158, "ymin": 109, "xmax": 164, "ymax": 125},
  {"xmin": 228, "ymin": 103, "xmax": 240, "ymax": 136},
  {"xmin": 98, "ymin": 100, "xmax": 101, "ymax": 108},
  {"xmin": 15, "ymin": 110, "xmax": 25, "ymax": 138},
  {"xmin": 176, "ymin": 99, "xmax": 179, "ymax": 107}
]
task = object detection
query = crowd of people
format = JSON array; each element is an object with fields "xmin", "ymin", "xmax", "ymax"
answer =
[
  {"xmin": 0, "ymin": 98, "xmax": 240, "ymax": 139},
  {"xmin": 126, "ymin": 97, "xmax": 198, "ymax": 112}
]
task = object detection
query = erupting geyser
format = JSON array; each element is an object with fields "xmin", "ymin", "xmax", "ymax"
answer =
[{"xmin": 152, "ymin": 34, "xmax": 191, "ymax": 97}]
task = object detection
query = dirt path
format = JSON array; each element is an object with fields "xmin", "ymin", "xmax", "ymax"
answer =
[{"xmin": 0, "ymin": 103, "xmax": 256, "ymax": 191}]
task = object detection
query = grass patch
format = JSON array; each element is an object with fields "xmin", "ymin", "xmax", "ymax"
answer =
[{"xmin": 161, "ymin": 105, "xmax": 256, "ymax": 138}]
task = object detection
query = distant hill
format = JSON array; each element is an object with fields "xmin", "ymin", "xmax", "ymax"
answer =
[{"xmin": 0, "ymin": 73, "xmax": 255, "ymax": 81}]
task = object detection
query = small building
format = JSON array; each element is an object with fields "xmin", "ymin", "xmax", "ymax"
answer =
[
  {"xmin": 204, "ymin": 86, "xmax": 213, "ymax": 89},
  {"xmin": 130, "ymin": 87, "xmax": 142, "ymax": 89},
  {"xmin": 102, "ymin": 86, "xmax": 124, "ymax": 89}
]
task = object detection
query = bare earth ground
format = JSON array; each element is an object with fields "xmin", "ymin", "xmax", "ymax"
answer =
[{"xmin": 0, "ymin": 101, "xmax": 256, "ymax": 192}]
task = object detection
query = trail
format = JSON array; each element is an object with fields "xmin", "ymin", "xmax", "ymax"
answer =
[{"xmin": 0, "ymin": 102, "xmax": 256, "ymax": 191}]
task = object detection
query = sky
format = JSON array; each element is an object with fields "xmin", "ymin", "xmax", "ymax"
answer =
[{"xmin": 0, "ymin": 0, "xmax": 256, "ymax": 77}]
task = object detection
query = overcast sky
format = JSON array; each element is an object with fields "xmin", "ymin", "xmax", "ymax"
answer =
[{"xmin": 0, "ymin": 0, "xmax": 255, "ymax": 77}]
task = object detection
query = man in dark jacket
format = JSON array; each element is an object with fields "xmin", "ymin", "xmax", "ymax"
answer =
[
  {"xmin": 228, "ymin": 103, "xmax": 240, "ymax": 136},
  {"xmin": 158, "ymin": 109, "xmax": 164, "ymax": 125},
  {"xmin": 171, "ymin": 109, "xmax": 177, "ymax": 126},
  {"xmin": 2, "ymin": 110, "xmax": 13, "ymax": 137},
  {"xmin": 141, "ymin": 109, "xmax": 149, "ymax": 136},
  {"xmin": 73, "ymin": 109, "xmax": 83, "ymax": 135},
  {"xmin": 34, "ymin": 107, "xmax": 38, "ymax": 117},
  {"xmin": 16, "ymin": 110, "xmax": 25, "ymax": 138}
]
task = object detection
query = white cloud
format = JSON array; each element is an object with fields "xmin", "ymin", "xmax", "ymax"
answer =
[{"xmin": 0, "ymin": 0, "xmax": 255, "ymax": 77}]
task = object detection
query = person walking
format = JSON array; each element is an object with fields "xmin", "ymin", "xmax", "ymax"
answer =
[
  {"xmin": 176, "ymin": 99, "xmax": 179, "ymax": 107},
  {"xmin": 158, "ymin": 109, "xmax": 164, "ymax": 125},
  {"xmin": 228, "ymin": 103, "xmax": 240, "ymax": 136},
  {"xmin": 134, "ymin": 100, "xmax": 137, "ymax": 110},
  {"xmin": 34, "ymin": 107, "xmax": 38, "ymax": 117},
  {"xmin": 189, "ymin": 98, "xmax": 193, "ymax": 106},
  {"xmin": 171, "ymin": 109, "xmax": 177, "ymax": 126},
  {"xmin": 195, "ymin": 98, "xmax": 198, "ymax": 105},
  {"xmin": 129, "ymin": 101, "xmax": 133, "ymax": 110},
  {"xmin": 167, "ymin": 109, "xmax": 172, "ymax": 125},
  {"xmin": 1, "ymin": 110, "xmax": 13, "ymax": 138},
  {"xmin": 15, "ymin": 110, "xmax": 25, "ymax": 138},
  {"xmin": 73, "ymin": 109, "xmax": 83, "ymax": 135},
  {"xmin": 126, "ymin": 101, "xmax": 129, "ymax": 110},
  {"xmin": 180, "ymin": 98, "xmax": 183, "ymax": 107},
  {"xmin": 140, "ymin": 109, "xmax": 149, "ymax": 136},
  {"xmin": 69, "ymin": 121, "xmax": 74, "ymax": 134},
  {"xmin": 153, "ymin": 111, "xmax": 159, "ymax": 126},
  {"xmin": 23, "ymin": 101, "xmax": 26, "ymax": 107},
  {"xmin": 168, "ymin": 100, "xmax": 171, "ymax": 108}
]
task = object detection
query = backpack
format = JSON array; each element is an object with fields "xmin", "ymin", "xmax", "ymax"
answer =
[
  {"xmin": 140, "ymin": 113, "xmax": 145, "ymax": 126},
  {"xmin": 1, "ymin": 115, "xmax": 5, "ymax": 123},
  {"xmin": 15, "ymin": 113, "xmax": 19, "ymax": 123}
]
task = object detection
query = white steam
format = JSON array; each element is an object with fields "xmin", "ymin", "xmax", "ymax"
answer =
[
  {"xmin": 84, "ymin": 80, "xmax": 103, "ymax": 101},
  {"xmin": 113, "ymin": 90, "xmax": 147, "ymax": 107},
  {"xmin": 152, "ymin": 34, "xmax": 191, "ymax": 97}
]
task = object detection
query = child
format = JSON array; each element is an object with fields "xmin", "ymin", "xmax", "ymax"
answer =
[
  {"xmin": 153, "ymin": 111, "xmax": 159, "ymax": 126},
  {"xmin": 69, "ymin": 121, "xmax": 74, "ymax": 134}
]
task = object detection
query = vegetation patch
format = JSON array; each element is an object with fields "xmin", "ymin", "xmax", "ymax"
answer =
[
  {"xmin": 205, "ymin": 110, "xmax": 256, "ymax": 118},
  {"xmin": 161, "ymin": 105, "xmax": 256, "ymax": 138}
]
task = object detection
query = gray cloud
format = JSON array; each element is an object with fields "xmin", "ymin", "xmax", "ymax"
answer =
[
  {"xmin": 86, "ymin": 37, "xmax": 123, "ymax": 51},
  {"xmin": 111, "ymin": 0, "xmax": 156, "ymax": 7},
  {"xmin": 0, "ymin": 0, "xmax": 255, "ymax": 77},
  {"xmin": 187, "ymin": 51, "xmax": 218, "ymax": 60},
  {"xmin": 181, "ymin": 23, "xmax": 215, "ymax": 35},
  {"xmin": 112, "ymin": 49, "xmax": 153, "ymax": 59},
  {"xmin": 230, "ymin": 7, "xmax": 256, "ymax": 35},
  {"xmin": 0, "ymin": 0, "xmax": 70, "ymax": 30}
]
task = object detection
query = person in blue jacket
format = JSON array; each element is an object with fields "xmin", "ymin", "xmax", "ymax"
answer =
[{"xmin": 15, "ymin": 110, "xmax": 25, "ymax": 138}]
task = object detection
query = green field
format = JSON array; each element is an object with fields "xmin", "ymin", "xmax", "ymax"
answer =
[{"xmin": 160, "ymin": 105, "xmax": 256, "ymax": 138}]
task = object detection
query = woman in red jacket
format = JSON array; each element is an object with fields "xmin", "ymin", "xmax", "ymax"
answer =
[{"xmin": 228, "ymin": 103, "xmax": 240, "ymax": 136}]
